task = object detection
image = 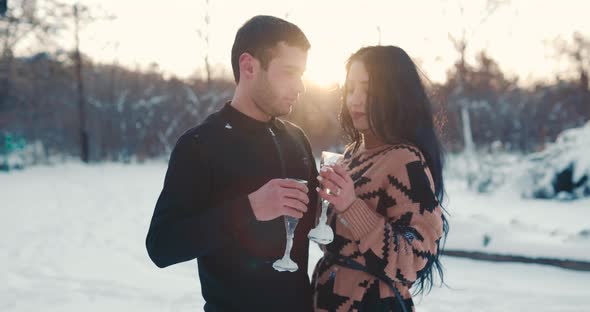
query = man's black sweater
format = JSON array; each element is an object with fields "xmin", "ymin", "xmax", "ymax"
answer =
[{"xmin": 146, "ymin": 103, "xmax": 319, "ymax": 312}]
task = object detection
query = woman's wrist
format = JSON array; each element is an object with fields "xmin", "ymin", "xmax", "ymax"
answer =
[{"xmin": 337, "ymin": 196, "xmax": 358, "ymax": 214}]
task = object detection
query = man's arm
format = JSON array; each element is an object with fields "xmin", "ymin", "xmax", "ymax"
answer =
[
  {"xmin": 146, "ymin": 132, "xmax": 310, "ymax": 268},
  {"xmin": 145, "ymin": 133, "xmax": 255, "ymax": 268}
]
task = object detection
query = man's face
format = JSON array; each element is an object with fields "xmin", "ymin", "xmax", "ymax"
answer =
[{"xmin": 252, "ymin": 42, "xmax": 307, "ymax": 118}]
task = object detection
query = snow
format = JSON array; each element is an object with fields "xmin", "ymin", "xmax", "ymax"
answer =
[
  {"xmin": 448, "ymin": 121, "xmax": 590, "ymax": 199},
  {"xmin": 415, "ymin": 258, "xmax": 590, "ymax": 312},
  {"xmin": 1, "ymin": 162, "xmax": 589, "ymax": 311},
  {"xmin": 443, "ymin": 179, "xmax": 590, "ymax": 261},
  {"xmin": 521, "ymin": 121, "xmax": 590, "ymax": 199}
]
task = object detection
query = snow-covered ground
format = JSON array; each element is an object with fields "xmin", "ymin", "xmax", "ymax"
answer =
[
  {"xmin": 443, "ymin": 179, "xmax": 590, "ymax": 261},
  {"xmin": 1, "ymin": 163, "xmax": 589, "ymax": 311}
]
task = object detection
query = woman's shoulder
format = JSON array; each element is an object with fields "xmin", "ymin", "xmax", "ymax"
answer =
[
  {"xmin": 342, "ymin": 142, "xmax": 427, "ymax": 170},
  {"xmin": 381, "ymin": 143, "xmax": 426, "ymax": 166},
  {"xmin": 379, "ymin": 144, "xmax": 435, "ymax": 189}
]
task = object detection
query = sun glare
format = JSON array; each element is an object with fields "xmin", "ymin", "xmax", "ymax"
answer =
[{"xmin": 303, "ymin": 49, "xmax": 345, "ymax": 89}]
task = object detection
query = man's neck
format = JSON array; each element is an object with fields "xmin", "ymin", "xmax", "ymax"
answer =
[{"xmin": 230, "ymin": 87, "xmax": 272, "ymax": 122}]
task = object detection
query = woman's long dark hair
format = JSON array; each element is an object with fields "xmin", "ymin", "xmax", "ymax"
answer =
[{"xmin": 340, "ymin": 45, "xmax": 449, "ymax": 295}]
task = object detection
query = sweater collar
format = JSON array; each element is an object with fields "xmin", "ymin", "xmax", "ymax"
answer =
[{"xmin": 220, "ymin": 101, "xmax": 286, "ymax": 133}]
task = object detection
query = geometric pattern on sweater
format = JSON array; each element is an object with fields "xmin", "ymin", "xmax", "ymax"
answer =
[
  {"xmin": 363, "ymin": 248, "xmax": 389, "ymax": 281},
  {"xmin": 313, "ymin": 143, "xmax": 444, "ymax": 312},
  {"xmin": 395, "ymin": 268, "xmax": 412, "ymax": 286},
  {"xmin": 350, "ymin": 163, "xmax": 373, "ymax": 184},
  {"xmin": 349, "ymin": 279, "xmax": 415, "ymax": 312},
  {"xmin": 347, "ymin": 145, "xmax": 395, "ymax": 170},
  {"xmin": 390, "ymin": 212, "xmax": 424, "ymax": 245},
  {"xmin": 358, "ymin": 188, "xmax": 397, "ymax": 216},
  {"xmin": 349, "ymin": 279, "xmax": 395, "ymax": 311},
  {"xmin": 388, "ymin": 160, "xmax": 438, "ymax": 215},
  {"xmin": 411, "ymin": 246, "xmax": 436, "ymax": 264},
  {"xmin": 392, "ymin": 144, "xmax": 424, "ymax": 164},
  {"xmin": 354, "ymin": 176, "xmax": 372, "ymax": 189},
  {"xmin": 315, "ymin": 273, "xmax": 349, "ymax": 311},
  {"xmin": 415, "ymin": 237, "xmax": 441, "ymax": 279},
  {"xmin": 326, "ymin": 229, "xmax": 353, "ymax": 256}
]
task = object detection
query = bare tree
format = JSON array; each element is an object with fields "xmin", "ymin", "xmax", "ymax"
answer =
[
  {"xmin": 196, "ymin": 0, "xmax": 212, "ymax": 88},
  {"xmin": 0, "ymin": 0, "xmax": 68, "ymax": 109},
  {"xmin": 551, "ymin": 32, "xmax": 590, "ymax": 122},
  {"xmin": 72, "ymin": 4, "xmax": 89, "ymax": 162},
  {"xmin": 555, "ymin": 32, "xmax": 590, "ymax": 95},
  {"xmin": 443, "ymin": 0, "xmax": 511, "ymax": 187},
  {"xmin": 65, "ymin": 3, "xmax": 114, "ymax": 162},
  {"xmin": 0, "ymin": 0, "xmax": 68, "ymax": 57},
  {"xmin": 446, "ymin": 0, "xmax": 511, "ymax": 100}
]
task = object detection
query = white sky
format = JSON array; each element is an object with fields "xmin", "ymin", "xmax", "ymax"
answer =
[{"xmin": 47, "ymin": 0, "xmax": 590, "ymax": 86}]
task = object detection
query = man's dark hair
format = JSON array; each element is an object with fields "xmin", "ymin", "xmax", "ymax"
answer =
[{"xmin": 231, "ymin": 15, "xmax": 310, "ymax": 83}]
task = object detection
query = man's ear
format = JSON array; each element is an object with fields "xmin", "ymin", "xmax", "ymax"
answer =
[{"xmin": 239, "ymin": 53, "xmax": 258, "ymax": 80}]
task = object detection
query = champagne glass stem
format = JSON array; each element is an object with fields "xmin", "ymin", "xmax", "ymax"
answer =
[
  {"xmin": 319, "ymin": 199, "xmax": 329, "ymax": 223},
  {"xmin": 284, "ymin": 217, "xmax": 298, "ymax": 257},
  {"xmin": 284, "ymin": 234, "xmax": 293, "ymax": 257}
]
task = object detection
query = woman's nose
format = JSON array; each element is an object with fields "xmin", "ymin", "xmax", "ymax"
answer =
[{"xmin": 350, "ymin": 90, "xmax": 364, "ymax": 109}]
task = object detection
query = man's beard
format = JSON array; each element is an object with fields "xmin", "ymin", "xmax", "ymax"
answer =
[{"xmin": 252, "ymin": 72, "xmax": 289, "ymax": 118}]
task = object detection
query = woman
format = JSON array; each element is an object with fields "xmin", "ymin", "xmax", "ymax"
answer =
[{"xmin": 312, "ymin": 45, "xmax": 448, "ymax": 312}]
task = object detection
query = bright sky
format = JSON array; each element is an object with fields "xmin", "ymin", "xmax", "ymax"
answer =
[{"xmin": 54, "ymin": 0, "xmax": 590, "ymax": 87}]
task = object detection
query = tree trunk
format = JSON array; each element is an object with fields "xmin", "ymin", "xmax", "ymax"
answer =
[{"xmin": 74, "ymin": 4, "xmax": 89, "ymax": 163}]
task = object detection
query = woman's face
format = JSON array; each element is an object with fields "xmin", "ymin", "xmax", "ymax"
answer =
[{"xmin": 345, "ymin": 60, "xmax": 370, "ymax": 132}]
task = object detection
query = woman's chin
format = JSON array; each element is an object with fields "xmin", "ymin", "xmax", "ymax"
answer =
[{"xmin": 352, "ymin": 123, "xmax": 370, "ymax": 132}]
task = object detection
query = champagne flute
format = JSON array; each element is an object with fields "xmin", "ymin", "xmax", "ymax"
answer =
[
  {"xmin": 272, "ymin": 178, "xmax": 308, "ymax": 272},
  {"xmin": 308, "ymin": 151, "xmax": 343, "ymax": 245}
]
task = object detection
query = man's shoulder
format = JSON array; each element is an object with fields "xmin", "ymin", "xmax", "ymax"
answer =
[
  {"xmin": 278, "ymin": 119, "xmax": 309, "ymax": 142},
  {"xmin": 279, "ymin": 119, "xmax": 304, "ymax": 133},
  {"xmin": 178, "ymin": 111, "xmax": 225, "ymax": 143}
]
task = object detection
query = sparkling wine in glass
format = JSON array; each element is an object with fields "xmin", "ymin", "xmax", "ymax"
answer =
[
  {"xmin": 272, "ymin": 178, "xmax": 308, "ymax": 272},
  {"xmin": 308, "ymin": 151, "xmax": 343, "ymax": 245}
]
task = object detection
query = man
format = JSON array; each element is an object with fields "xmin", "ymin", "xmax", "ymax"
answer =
[{"xmin": 146, "ymin": 15, "xmax": 318, "ymax": 312}]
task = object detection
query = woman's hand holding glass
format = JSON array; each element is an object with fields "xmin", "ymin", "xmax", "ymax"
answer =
[{"xmin": 316, "ymin": 164, "xmax": 356, "ymax": 214}]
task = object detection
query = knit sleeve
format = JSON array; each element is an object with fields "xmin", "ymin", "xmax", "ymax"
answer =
[{"xmin": 339, "ymin": 148, "xmax": 444, "ymax": 285}]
